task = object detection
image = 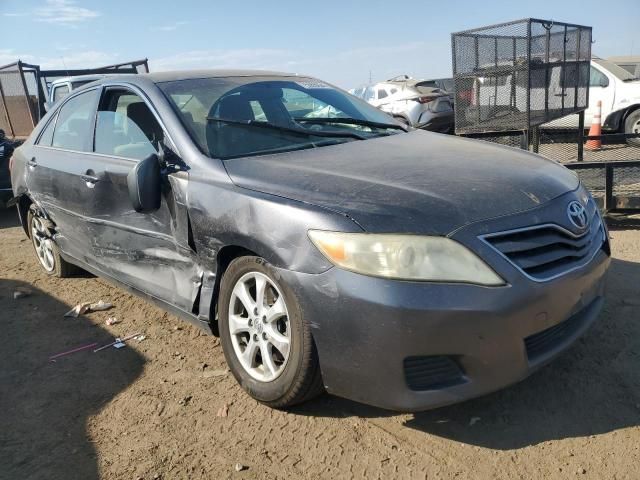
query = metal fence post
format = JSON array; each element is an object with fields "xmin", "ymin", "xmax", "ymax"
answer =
[
  {"xmin": 577, "ymin": 111, "xmax": 584, "ymax": 162},
  {"xmin": 604, "ymin": 164, "xmax": 614, "ymax": 212}
]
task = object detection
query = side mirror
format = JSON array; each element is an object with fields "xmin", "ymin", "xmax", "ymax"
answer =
[
  {"xmin": 127, "ymin": 153, "xmax": 161, "ymax": 212},
  {"xmin": 600, "ymin": 78, "xmax": 609, "ymax": 88}
]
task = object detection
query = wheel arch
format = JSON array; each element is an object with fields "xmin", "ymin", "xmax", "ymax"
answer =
[
  {"xmin": 623, "ymin": 104, "xmax": 640, "ymax": 127},
  {"xmin": 16, "ymin": 194, "xmax": 33, "ymax": 237},
  {"xmin": 208, "ymin": 244, "xmax": 260, "ymax": 336}
]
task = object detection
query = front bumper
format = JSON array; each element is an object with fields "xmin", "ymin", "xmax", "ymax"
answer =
[{"xmin": 278, "ymin": 191, "xmax": 610, "ymax": 411}]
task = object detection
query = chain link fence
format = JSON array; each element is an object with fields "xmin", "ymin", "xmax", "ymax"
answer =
[{"xmin": 463, "ymin": 128, "xmax": 640, "ymax": 212}]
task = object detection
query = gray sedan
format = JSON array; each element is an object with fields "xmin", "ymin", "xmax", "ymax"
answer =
[{"xmin": 10, "ymin": 70, "xmax": 610, "ymax": 411}]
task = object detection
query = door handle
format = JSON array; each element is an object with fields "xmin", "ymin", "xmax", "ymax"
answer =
[
  {"xmin": 81, "ymin": 174, "xmax": 99, "ymax": 183},
  {"xmin": 82, "ymin": 169, "xmax": 99, "ymax": 184},
  {"xmin": 27, "ymin": 157, "xmax": 37, "ymax": 168}
]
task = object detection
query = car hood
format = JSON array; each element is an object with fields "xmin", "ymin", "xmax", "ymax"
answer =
[{"xmin": 223, "ymin": 130, "xmax": 579, "ymax": 235}]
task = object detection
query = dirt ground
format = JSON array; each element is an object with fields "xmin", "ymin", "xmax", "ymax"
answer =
[{"xmin": 1, "ymin": 208, "xmax": 639, "ymax": 480}]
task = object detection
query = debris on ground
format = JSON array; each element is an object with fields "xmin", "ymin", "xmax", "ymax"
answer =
[
  {"xmin": 49, "ymin": 342, "xmax": 99, "ymax": 362},
  {"xmin": 135, "ymin": 334, "xmax": 146, "ymax": 342},
  {"xmin": 13, "ymin": 287, "xmax": 33, "ymax": 299},
  {"xmin": 178, "ymin": 395, "xmax": 193, "ymax": 406},
  {"xmin": 64, "ymin": 300, "xmax": 113, "ymax": 318},
  {"xmin": 203, "ymin": 369, "xmax": 229, "ymax": 379},
  {"xmin": 93, "ymin": 332, "xmax": 142, "ymax": 352},
  {"xmin": 105, "ymin": 316, "xmax": 120, "ymax": 326},
  {"xmin": 468, "ymin": 417, "xmax": 481, "ymax": 426},
  {"xmin": 234, "ymin": 463, "xmax": 247, "ymax": 472},
  {"xmin": 217, "ymin": 403, "xmax": 229, "ymax": 417}
]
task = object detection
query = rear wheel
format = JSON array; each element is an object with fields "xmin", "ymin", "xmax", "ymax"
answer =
[
  {"xmin": 218, "ymin": 256, "xmax": 324, "ymax": 408},
  {"xmin": 28, "ymin": 209, "xmax": 77, "ymax": 278},
  {"xmin": 624, "ymin": 109, "xmax": 640, "ymax": 147}
]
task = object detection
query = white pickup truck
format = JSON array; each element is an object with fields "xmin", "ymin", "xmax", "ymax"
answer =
[
  {"xmin": 472, "ymin": 57, "xmax": 640, "ymax": 144},
  {"xmin": 549, "ymin": 57, "xmax": 640, "ymax": 144}
]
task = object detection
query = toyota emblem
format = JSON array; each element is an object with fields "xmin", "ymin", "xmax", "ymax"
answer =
[{"xmin": 567, "ymin": 201, "xmax": 588, "ymax": 230}]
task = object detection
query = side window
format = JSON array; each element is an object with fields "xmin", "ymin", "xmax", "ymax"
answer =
[
  {"xmin": 95, "ymin": 89, "xmax": 164, "ymax": 160},
  {"xmin": 51, "ymin": 89, "xmax": 99, "ymax": 152},
  {"xmin": 590, "ymin": 67, "xmax": 609, "ymax": 88},
  {"xmin": 52, "ymin": 85, "xmax": 70, "ymax": 102},
  {"xmin": 249, "ymin": 100, "xmax": 267, "ymax": 120},
  {"xmin": 37, "ymin": 114, "xmax": 57, "ymax": 146},
  {"xmin": 377, "ymin": 88, "xmax": 388, "ymax": 100}
]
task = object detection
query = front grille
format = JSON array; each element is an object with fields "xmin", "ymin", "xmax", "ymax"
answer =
[
  {"xmin": 403, "ymin": 356, "xmax": 465, "ymax": 391},
  {"xmin": 524, "ymin": 299, "xmax": 596, "ymax": 362},
  {"xmin": 482, "ymin": 212, "xmax": 606, "ymax": 281}
]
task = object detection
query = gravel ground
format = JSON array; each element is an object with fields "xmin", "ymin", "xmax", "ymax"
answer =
[{"xmin": 1, "ymin": 208, "xmax": 639, "ymax": 480}]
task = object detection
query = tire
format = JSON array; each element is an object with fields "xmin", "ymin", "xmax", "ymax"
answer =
[
  {"xmin": 624, "ymin": 109, "xmax": 640, "ymax": 147},
  {"xmin": 218, "ymin": 256, "xmax": 324, "ymax": 408},
  {"xmin": 27, "ymin": 209, "xmax": 77, "ymax": 278}
]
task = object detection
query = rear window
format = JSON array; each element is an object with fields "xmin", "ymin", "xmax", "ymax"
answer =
[
  {"xmin": 52, "ymin": 85, "xmax": 69, "ymax": 102},
  {"xmin": 51, "ymin": 89, "xmax": 99, "ymax": 152}
]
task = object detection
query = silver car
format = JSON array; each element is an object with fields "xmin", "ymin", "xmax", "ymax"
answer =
[{"xmin": 354, "ymin": 76, "xmax": 454, "ymax": 133}]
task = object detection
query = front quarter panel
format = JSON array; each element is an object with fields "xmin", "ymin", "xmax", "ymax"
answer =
[{"xmin": 187, "ymin": 164, "xmax": 362, "ymax": 274}]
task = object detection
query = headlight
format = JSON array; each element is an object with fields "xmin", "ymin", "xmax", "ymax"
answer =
[{"xmin": 308, "ymin": 230, "xmax": 504, "ymax": 286}]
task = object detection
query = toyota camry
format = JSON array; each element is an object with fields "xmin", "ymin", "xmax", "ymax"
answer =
[{"xmin": 10, "ymin": 70, "xmax": 610, "ymax": 411}]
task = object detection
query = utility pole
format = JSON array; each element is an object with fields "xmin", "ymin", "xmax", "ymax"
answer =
[{"xmin": 369, "ymin": 70, "xmax": 372, "ymax": 84}]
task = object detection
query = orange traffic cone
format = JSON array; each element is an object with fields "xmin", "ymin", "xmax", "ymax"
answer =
[{"xmin": 585, "ymin": 100, "xmax": 602, "ymax": 150}]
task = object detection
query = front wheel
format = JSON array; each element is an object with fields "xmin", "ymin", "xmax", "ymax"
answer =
[
  {"xmin": 218, "ymin": 256, "xmax": 324, "ymax": 408},
  {"xmin": 625, "ymin": 109, "xmax": 640, "ymax": 147}
]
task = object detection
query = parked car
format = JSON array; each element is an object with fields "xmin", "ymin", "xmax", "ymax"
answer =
[
  {"xmin": 0, "ymin": 129, "xmax": 15, "ymax": 206},
  {"xmin": 353, "ymin": 76, "xmax": 454, "ymax": 133},
  {"xmin": 408, "ymin": 77, "xmax": 455, "ymax": 102},
  {"xmin": 545, "ymin": 58, "xmax": 640, "ymax": 141},
  {"xmin": 11, "ymin": 70, "xmax": 610, "ymax": 411}
]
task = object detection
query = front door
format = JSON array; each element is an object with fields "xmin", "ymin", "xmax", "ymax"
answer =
[
  {"xmin": 584, "ymin": 64, "xmax": 616, "ymax": 126},
  {"xmin": 84, "ymin": 87, "xmax": 201, "ymax": 313}
]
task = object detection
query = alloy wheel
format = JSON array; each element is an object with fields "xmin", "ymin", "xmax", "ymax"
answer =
[
  {"xmin": 228, "ymin": 271, "xmax": 291, "ymax": 382},
  {"xmin": 31, "ymin": 216, "xmax": 55, "ymax": 272}
]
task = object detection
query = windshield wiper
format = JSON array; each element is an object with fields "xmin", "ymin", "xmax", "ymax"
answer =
[
  {"xmin": 294, "ymin": 117, "xmax": 408, "ymax": 132},
  {"xmin": 206, "ymin": 117, "xmax": 366, "ymax": 140}
]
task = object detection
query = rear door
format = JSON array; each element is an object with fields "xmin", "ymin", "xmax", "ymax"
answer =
[{"xmin": 27, "ymin": 87, "xmax": 101, "ymax": 260}]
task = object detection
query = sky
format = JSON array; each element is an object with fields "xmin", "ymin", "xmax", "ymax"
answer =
[{"xmin": 1, "ymin": 0, "xmax": 638, "ymax": 88}]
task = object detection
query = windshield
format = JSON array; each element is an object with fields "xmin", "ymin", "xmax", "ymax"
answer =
[
  {"xmin": 158, "ymin": 76, "xmax": 404, "ymax": 159},
  {"xmin": 594, "ymin": 58, "xmax": 637, "ymax": 81}
]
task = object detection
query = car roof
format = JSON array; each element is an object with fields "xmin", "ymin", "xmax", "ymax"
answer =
[
  {"xmin": 51, "ymin": 74, "xmax": 110, "ymax": 84},
  {"xmin": 143, "ymin": 69, "xmax": 302, "ymax": 83}
]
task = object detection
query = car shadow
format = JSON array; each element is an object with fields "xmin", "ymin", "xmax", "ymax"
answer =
[
  {"xmin": 0, "ymin": 206, "xmax": 21, "ymax": 229},
  {"xmin": 294, "ymin": 257, "xmax": 640, "ymax": 450},
  {"xmin": 605, "ymin": 213, "xmax": 640, "ymax": 231},
  {"xmin": 0, "ymin": 278, "xmax": 145, "ymax": 479}
]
